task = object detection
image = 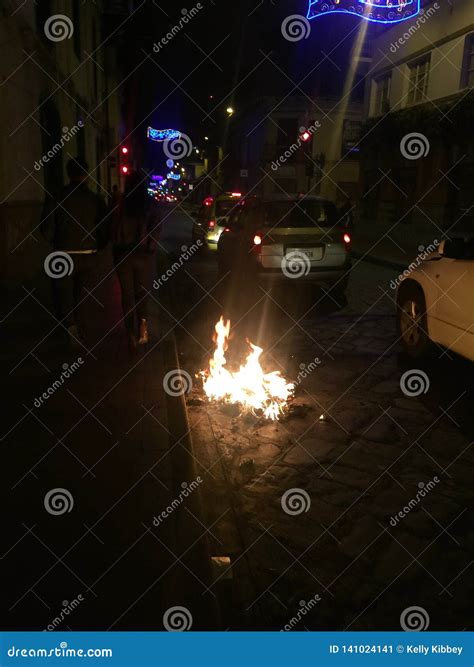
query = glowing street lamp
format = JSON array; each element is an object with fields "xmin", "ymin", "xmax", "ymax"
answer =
[{"xmin": 226, "ymin": 107, "xmax": 234, "ymax": 116}]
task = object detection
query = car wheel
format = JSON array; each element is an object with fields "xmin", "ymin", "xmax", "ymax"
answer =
[{"xmin": 397, "ymin": 284, "xmax": 431, "ymax": 358}]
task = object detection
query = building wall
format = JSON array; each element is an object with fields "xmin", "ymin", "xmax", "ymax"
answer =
[
  {"xmin": 360, "ymin": 0, "xmax": 474, "ymax": 236},
  {"xmin": 369, "ymin": 0, "xmax": 474, "ymax": 115},
  {"xmin": 0, "ymin": 0, "xmax": 122, "ymax": 284},
  {"xmin": 238, "ymin": 97, "xmax": 363, "ymax": 205}
]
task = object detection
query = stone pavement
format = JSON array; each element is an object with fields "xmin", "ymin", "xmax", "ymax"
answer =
[
  {"xmin": 1, "ymin": 246, "xmax": 217, "ymax": 630},
  {"xmin": 172, "ymin": 255, "xmax": 474, "ymax": 630}
]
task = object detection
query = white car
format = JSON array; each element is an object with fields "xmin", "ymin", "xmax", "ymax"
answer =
[{"xmin": 397, "ymin": 238, "xmax": 474, "ymax": 359}]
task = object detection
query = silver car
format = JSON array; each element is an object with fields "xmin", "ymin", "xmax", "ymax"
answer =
[{"xmin": 217, "ymin": 194, "xmax": 352, "ymax": 294}]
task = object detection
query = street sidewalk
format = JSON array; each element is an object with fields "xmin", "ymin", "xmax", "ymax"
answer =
[
  {"xmin": 1, "ymin": 246, "xmax": 218, "ymax": 631},
  {"xmin": 351, "ymin": 220, "xmax": 441, "ymax": 270}
]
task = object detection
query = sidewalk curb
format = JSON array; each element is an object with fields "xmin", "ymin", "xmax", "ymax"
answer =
[
  {"xmin": 352, "ymin": 250, "xmax": 407, "ymax": 272},
  {"xmin": 162, "ymin": 336, "xmax": 221, "ymax": 630}
]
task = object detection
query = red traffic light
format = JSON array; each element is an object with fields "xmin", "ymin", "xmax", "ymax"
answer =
[
  {"xmin": 300, "ymin": 131, "xmax": 311, "ymax": 142},
  {"xmin": 121, "ymin": 146, "xmax": 129, "ymax": 155},
  {"xmin": 121, "ymin": 165, "xmax": 129, "ymax": 175}
]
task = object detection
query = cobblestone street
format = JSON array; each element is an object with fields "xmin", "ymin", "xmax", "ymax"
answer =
[{"xmin": 170, "ymin": 253, "xmax": 474, "ymax": 630}]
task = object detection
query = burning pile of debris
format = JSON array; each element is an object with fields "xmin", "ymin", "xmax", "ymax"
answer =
[{"xmin": 198, "ymin": 317, "xmax": 295, "ymax": 421}]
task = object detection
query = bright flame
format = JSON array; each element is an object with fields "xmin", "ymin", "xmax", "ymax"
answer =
[{"xmin": 200, "ymin": 317, "xmax": 294, "ymax": 420}]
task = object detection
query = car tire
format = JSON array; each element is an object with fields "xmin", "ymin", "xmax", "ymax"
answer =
[{"xmin": 397, "ymin": 283, "xmax": 432, "ymax": 358}]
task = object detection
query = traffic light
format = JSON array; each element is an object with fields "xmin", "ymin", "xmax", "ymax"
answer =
[{"xmin": 120, "ymin": 145, "xmax": 130, "ymax": 176}]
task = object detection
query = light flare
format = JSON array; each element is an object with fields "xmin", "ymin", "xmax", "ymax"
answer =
[{"xmin": 200, "ymin": 317, "xmax": 294, "ymax": 420}]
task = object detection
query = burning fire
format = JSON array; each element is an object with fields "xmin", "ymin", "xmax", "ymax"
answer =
[{"xmin": 200, "ymin": 317, "xmax": 294, "ymax": 420}]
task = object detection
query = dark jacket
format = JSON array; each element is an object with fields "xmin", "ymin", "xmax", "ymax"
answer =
[
  {"xmin": 111, "ymin": 197, "xmax": 160, "ymax": 255},
  {"xmin": 41, "ymin": 183, "xmax": 108, "ymax": 251}
]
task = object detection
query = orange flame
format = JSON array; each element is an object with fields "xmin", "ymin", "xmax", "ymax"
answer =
[{"xmin": 200, "ymin": 317, "xmax": 294, "ymax": 420}]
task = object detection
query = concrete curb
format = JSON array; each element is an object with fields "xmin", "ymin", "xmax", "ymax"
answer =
[{"xmin": 162, "ymin": 336, "xmax": 221, "ymax": 630}]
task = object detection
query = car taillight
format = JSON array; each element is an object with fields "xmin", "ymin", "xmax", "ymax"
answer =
[
  {"xmin": 253, "ymin": 233, "xmax": 263, "ymax": 256},
  {"xmin": 343, "ymin": 233, "xmax": 351, "ymax": 245}
]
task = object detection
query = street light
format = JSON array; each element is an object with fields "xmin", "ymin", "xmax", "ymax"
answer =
[{"xmin": 226, "ymin": 106, "xmax": 234, "ymax": 116}]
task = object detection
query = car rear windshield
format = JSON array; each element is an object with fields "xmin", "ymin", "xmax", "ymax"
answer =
[
  {"xmin": 216, "ymin": 200, "xmax": 237, "ymax": 216},
  {"xmin": 261, "ymin": 200, "xmax": 337, "ymax": 228}
]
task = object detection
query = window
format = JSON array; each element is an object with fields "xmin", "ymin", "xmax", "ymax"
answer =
[
  {"xmin": 461, "ymin": 34, "xmax": 474, "ymax": 88},
  {"xmin": 272, "ymin": 179, "xmax": 297, "ymax": 194},
  {"xmin": 374, "ymin": 74, "xmax": 391, "ymax": 115},
  {"xmin": 407, "ymin": 56, "xmax": 430, "ymax": 105},
  {"xmin": 260, "ymin": 200, "xmax": 338, "ymax": 229},
  {"xmin": 342, "ymin": 120, "xmax": 362, "ymax": 157}
]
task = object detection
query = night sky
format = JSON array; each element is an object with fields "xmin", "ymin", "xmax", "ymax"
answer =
[{"xmin": 117, "ymin": 0, "xmax": 365, "ymax": 164}]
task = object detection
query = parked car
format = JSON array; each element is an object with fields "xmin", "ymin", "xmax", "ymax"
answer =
[
  {"xmin": 196, "ymin": 192, "xmax": 243, "ymax": 250},
  {"xmin": 397, "ymin": 237, "xmax": 474, "ymax": 359},
  {"xmin": 217, "ymin": 194, "xmax": 352, "ymax": 294}
]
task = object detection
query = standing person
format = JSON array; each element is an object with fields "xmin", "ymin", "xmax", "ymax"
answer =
[
  {"xmin": 112, "ymin": 172, "xmax": 159, "ymax": 351},
  {"xmin": 41, "ymin": 156, "xmax": 109, "ymax": 346},
  {"xmin": 339, "ymin": 196, "xmax": 355, "ymax": 233}
]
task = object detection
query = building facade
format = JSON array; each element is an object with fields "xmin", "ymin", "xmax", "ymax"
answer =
[
  {"xmin": 0, "ymin": 0, "xmax": 124, "ymax": 284},
  {"xmin": 361, "ymin": 0, "xmax": 474, "ymax": 238},
  {"xmin": 226, "ymin": 95, "xmax": 364, "ymax": 208}
]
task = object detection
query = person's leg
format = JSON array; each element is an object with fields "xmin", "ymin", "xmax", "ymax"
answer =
[
  {"xmin": 115, "ymin": 255, "xmax": 136, "ymax": 338},
  {"xmin": 134, "ymin": 253, "xmax": 152, "ymax": 344},
  {"xmin": 56, "ymin": 272, "xmax": 75, "ymax": 328}
]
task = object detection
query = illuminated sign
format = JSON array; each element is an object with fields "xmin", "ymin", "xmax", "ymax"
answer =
[
  {"xmin": 307, "ymin": 0, "xmax": 420, "ymax": 24},
  {"xmin": 167, "ymin": 172, "xmax": 181, "ymax": 181},
  {"xmin": 147, "ymin": 127, "xmax": 181, "ymax": 142}
]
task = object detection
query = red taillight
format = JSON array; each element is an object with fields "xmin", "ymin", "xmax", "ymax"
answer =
[
  {"xmin": 253, "ymin": 234, "xmax": 262, "ymax": 246},
  {"xmin": 208, "ymin": 220, "xmax": 216, "ymax": 229},
  {"xmin": 343, "ymin": 233, "xmax": 351, "ymax": 245}
]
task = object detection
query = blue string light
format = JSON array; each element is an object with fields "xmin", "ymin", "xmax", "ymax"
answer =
[
  {"xmin": 147, "ymin": 127, "xmax": 181, "ymax": 142},
  {"xmin": 307, "ymin": 0, "xmax": 421, "ymax": 24}
]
